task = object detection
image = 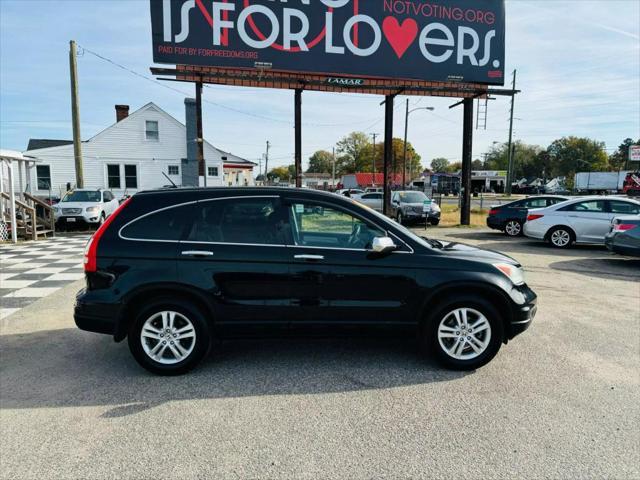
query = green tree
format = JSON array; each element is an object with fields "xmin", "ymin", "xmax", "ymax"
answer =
[
  {"xmin": 485, "ymin": 141, "xmax": 544, "ymax": 179},
  {"xmin": 430, "ymin": 157, "xmax": 450, "ymax": 172},
  {"xmin": 609, "ymin": 138, "xmax": 639, "ymax": 171},
  {"xmin": 546, "ymin": 136, "xmax": 609, "ymax": 177},
  {"xmin": 336, "ymin": 132, "xmax": 371, "ymax": 174},
  {"xmin": 267, "ymin": 165, "xmax": 294, "ymax": 182},
  {"xmin": 447, "ymin": 161, "xmax": 462, "ymax": 173},
  {"xmin": 307, "ymin": 150, "xmax": 334, "ymax": 174},
  {"xmin": 471, "ymin": 159, "xmax": 484, "ymax": 170},
  {"xmin": 372, "ymin": 138, "xmax": 422, "ymax": 179}
]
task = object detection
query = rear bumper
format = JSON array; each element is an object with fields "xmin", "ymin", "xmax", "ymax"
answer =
[
  {"xmin": 74, "ymin": 288, "xmax": 120, "ymax": 336},
  {"xmin": 486, "ymin": 216, "xmax": 504, "ymax": 230},
  {"xmin": 523, "ymin": 221, "xmax": 547, "ymax": 240}
]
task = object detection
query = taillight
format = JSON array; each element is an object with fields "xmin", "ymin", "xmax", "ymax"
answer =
[
  {"xmin": 527, "ymin": 214, "xmax": 544, "ymax": 221},
  {"xmin": 84, "ymin": 197, "xmax": 132, "ymax": 272},
  {"xmin": 489, "ymin": 209, "xmax": 499, "ymax": 216},
  {"xmin": 613, "ymin": 223, "xmax": 638, "ymax": 232}
]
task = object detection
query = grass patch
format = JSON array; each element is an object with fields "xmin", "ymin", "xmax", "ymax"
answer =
[{"xmin": 439, "ymin": 203, "xmax": 488, "ymax": 227}]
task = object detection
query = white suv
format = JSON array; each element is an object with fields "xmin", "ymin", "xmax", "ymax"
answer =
[{"xmin": 53, "ymin": 188, "xmax": 119, "ymax": 228}]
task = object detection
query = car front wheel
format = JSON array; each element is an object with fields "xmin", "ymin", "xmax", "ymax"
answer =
[
  {"xmin": 425, "ymin": 296, "xmax": 503, "ymax": 370},
  {"xmin": 128, "ymin": 300, "xmax": 211, "ymax": 375}
]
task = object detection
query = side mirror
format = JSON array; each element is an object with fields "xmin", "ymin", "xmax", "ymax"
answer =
[{"xmin": 371, "ymin": 236, "xmax": 397, "ymax": 254}]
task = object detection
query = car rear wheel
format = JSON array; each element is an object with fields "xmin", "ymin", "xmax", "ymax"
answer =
[
  {"xmin": 424, "ymin": 296, "xmax": 504, "ymax": 370},
  {"xmin": 504, "ymin": 220, "xmax": 522, "ymax": 237},
  {"xmin": 548, "ymin": 226, "xmax": 574, "ymax": 248},
  {"xmin": 128, "ymin": 299, "xmax": 211, "ymax": 375}
]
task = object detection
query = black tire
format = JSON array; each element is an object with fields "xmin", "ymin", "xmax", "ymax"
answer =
[
  {"xmin": 128, "ymin": 299, "xmax": 212, "ymax": 375},
  {"xmin": 429, "ymin": 218, "xmax": 440, "ymax": 226},
  {"xmin": 504, "ymin": 219, "xmax": 523, "ymax": 237},
  {"xmin": 547, "ymin": 226, "xmax": 574, "ymax": 249},
  {"xmin": 422, "ymin": 295, "xmax": 504, "ymax": 371}
]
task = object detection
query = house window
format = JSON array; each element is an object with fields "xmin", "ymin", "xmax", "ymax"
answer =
[
  {"xmin": 124, "ymin": 165, "xmax": 138, "ymax": 189},
  {"xmin": 145, "ymin": 120, "xmax": 159, "ymax": 141},
  {"xmin": 107, "ymin": 164, "xmax": 121, "ymax": 189},
  {"xmin": 208, "ymin": 166, "xmax": 219, "ymax": 177},
  {"xmin": 36, "ymin": 165, "xmax": 51, "ymax": 190},
  {"xmin": 168, "ymin": 165, "xmax": 179, "ymax": 176}
]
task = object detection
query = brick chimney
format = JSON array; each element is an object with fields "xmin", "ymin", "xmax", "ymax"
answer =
[{"xmin": 115, "ymin": 105, "xmax": 130, "ymax": 122}]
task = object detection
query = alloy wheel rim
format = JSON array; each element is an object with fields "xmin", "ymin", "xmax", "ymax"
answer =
[
  {"xmin": 437, "ymin": 308, "xmax": 491, "ymax": 361},
  {"xmin": 551, "ymin": 229, "xmax": 570, "ymax": 246},
  {"xmin": 506, "ymin": 221, "xmax": 520, "ymax": 236},
  {"xmin": 140, "ymin": 311, "xmax": 196, "ymax": 365}
]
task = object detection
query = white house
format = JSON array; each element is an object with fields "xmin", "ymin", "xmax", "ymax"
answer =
[{"xmin": 22, "ymin": 102, "xmax": 254, "ymax": 198}]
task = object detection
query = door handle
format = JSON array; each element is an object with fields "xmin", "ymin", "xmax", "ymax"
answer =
[
  {"xmin": 294, "ymin": 254, "xmax": 324, "ymax": 261},
  {"xmin": 181, "ymin": 250, "xmax": 214, "ymax": 257}
]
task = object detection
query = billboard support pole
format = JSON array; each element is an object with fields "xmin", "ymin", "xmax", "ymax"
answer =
[
  {"xmin": 295, "ymin": 88, "xmax": 303, "ymax": 188},
  {"xmin": 460, "ymin": 98, "xmax": 474, "ymax": 226},
  {"xmin": 383, "ymin": 95, "xmax": 394, "ymax": 216},
  {"xmin": 195, "ymin": 80, "xmax": 206, "ymax": 187}
]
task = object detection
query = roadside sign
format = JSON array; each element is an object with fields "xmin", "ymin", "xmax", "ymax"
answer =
[
  {"xmin": 630, "ymin": 145, "xmax": 640, "ymax": 162},
  {"xmin": 423, "ymin": 199, "xmax": 432, "ymax": 213}
]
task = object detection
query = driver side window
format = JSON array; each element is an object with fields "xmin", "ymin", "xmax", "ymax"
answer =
[{"xmin": 289, "ymin": 203, "xmax": 384, "ymax": 250}]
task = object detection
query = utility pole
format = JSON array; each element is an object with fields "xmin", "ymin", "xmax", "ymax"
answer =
[
  {"xmin": 294, "ymin": 89, "xmax": 303, "ymax": 188},
  {"xmin": 403, "ymin": 99, "xmax": 409, "ymax": 188},
  {"xmin": 264, "ymin": 141, "xmax": 270, "ymax": 185},
  {"xmin": 332, "ymin": 147, "xmax": 336, "ymax": 190},
  {"xmin": 69, "ymin": 40, "xmax": 84, "ymax": 188},
  {"xmin": 195, "ymin": 81, "xmax": 206, "ymax": 187},
  {"xmin": 370, "ymin": 133, "xmax": 378, "ymax": 179},
  {"xmin": 506, "ymin": 69, "xmax": 517, "ymax": 196}
]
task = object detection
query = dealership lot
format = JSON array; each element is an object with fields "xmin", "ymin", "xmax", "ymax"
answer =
[{"xmin": 1, "ymin": 228, "xmax": 639, "ymax": 479}]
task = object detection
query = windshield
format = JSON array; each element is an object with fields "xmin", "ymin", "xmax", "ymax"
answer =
[
  {"xmin": 398, "ymin": 191, "xmax": 427, "ymax": 203},
  {"xmin": 62, "ymin": 191, "xmax": 101, "ymax": 202}
]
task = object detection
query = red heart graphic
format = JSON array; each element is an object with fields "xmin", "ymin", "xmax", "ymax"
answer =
[{"xmin": 382, "ymin": 17, "xmax": 418, "ymax": 59}]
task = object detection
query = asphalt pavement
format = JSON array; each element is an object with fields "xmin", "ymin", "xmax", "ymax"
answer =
[{"xmin": 1, "ymin": 228, "xmax": 638, "ymax": 479}]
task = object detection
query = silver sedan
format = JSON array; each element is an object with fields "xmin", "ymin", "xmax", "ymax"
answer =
[{"xmin": 523, "ymin": 196, "xmax": 640, "ymax": 248}]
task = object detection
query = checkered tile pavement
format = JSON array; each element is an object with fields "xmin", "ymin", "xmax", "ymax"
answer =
[{"xmin": 0, "ymin": 234, "xmax": 91, "ymax": 319}]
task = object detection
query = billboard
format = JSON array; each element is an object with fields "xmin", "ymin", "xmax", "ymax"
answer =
[{"xmin": 151, "ymin": 0, "xmax": 506, "ymax": 85}]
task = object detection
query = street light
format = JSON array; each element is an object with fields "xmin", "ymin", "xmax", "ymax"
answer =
[{"xmin": 403, "ymin": 100, "xmax": 435, "ymax": 187}]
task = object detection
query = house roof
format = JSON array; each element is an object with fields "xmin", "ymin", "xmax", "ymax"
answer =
[
  {"xmin": 26, "ymin": 139, "xmax": 73, "ymax": 151},
  {"xmin": 23, "ymin": 103, "xmax": 251, "ymax": 166}
]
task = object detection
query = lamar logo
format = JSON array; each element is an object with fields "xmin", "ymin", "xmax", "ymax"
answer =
[{"xmin": 327, "ymin": 77, "xmax": 365, "ymax": 86}]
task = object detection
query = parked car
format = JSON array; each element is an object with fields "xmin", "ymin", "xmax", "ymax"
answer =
[
  {"xmin": 52, "ymin": 188, "xmax": 119, "ymax": 229},
  {"xmin": 365, "ymin": 187, "xmax": 383, "ymax": 194},
  {"xmin": 487, "ymin": 195, "xmax": 569, "ymax": 237},
  {"xmin": 75, "ymin": 187, "xmax": 537, "ymax": 375},
  {"xmin": 336, "ymin": 188, "xmax": 364, "ymax": 197},
  {"xmin": 391, "ymin": 191, "xmax": 441, "ymax": 226},
  {"xmin": 523, "ymin": 196, "xmax": 640, "ymax": 248},
  {"xmin": 353, "ymin": 192, "xmax": 383, "ymax": 211},
  {"xmin": 604, "ymin": 215, "xmax": 640, "ymax": 257}
]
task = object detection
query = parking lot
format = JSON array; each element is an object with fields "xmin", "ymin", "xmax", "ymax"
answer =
[{"xmin": 1, "ymin": 227, "xmax": 639, "ymax": 479}]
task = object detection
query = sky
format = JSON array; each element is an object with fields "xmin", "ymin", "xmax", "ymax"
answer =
[{"xmin": 1, "ymin": 0, "xmax": 639, "ymax": 172}]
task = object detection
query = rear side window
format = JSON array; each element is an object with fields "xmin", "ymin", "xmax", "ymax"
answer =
[
  {"xmin": 186, "ymin": 197, "xmax": 290, "ymax": 245},
  {"xmin": 120, "ymin": 203, "xmax": 194, "ymax": 241},
  {"xmin": 524, "ymin": 198, "xmax": 547, "ymax": 208},
  {"xmin": 560, "ymin": 200, "xmax": 606, "ymax": 212},
  {"xmin": 609, "ymin": 200, "xmax": 640, "ymax": 214}
]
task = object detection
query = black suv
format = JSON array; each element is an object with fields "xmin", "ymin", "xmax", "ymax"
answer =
[{"xmin": 75, "ymin": 188, "xmax": 537, "ymax": 375}]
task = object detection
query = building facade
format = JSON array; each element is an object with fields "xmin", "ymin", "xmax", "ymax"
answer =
[{"xmin": 22, "ymin": 102, "xmax": 253, "ymax": 198}]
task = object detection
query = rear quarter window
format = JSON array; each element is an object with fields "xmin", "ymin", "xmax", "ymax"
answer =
[{"xmin": 120, "ymin": 203, "xmax": 194, "ymax": 241}]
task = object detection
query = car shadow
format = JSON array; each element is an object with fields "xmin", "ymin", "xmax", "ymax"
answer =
[
  {"xmin": 549, "ymin": 257, "xmax": 640, "ymax": 280},
  {"xmin": 0, "ymin": 329, "xmax": 469, "ymax": 416}
]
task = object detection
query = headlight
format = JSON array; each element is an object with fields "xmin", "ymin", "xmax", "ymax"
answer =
[
  {"xmin": 430, "ymin": 203, "xmax": 441, "ymax": 212},
  {"xmin": 493, "ymin": 263, "xmax": 525, "ymax": 285},
  {"xmin": 86, "ymin": 206, "xmax": 100, "ymax": 213},
  {"xmin": 52, "ymin": 206, "xmax": 59, "ymax": 212}
]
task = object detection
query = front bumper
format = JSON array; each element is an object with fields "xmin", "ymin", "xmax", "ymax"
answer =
[
  {"xmin": 403, "ymin": 210, "xmax": 441, "ymax": 222},
  {"xmin": 56, "ymin": 215, "xmax": 101, "ymax": 226},
  {"xmin": 507, "ymin": 283, "xmax": 537, "ymax": 339}
]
